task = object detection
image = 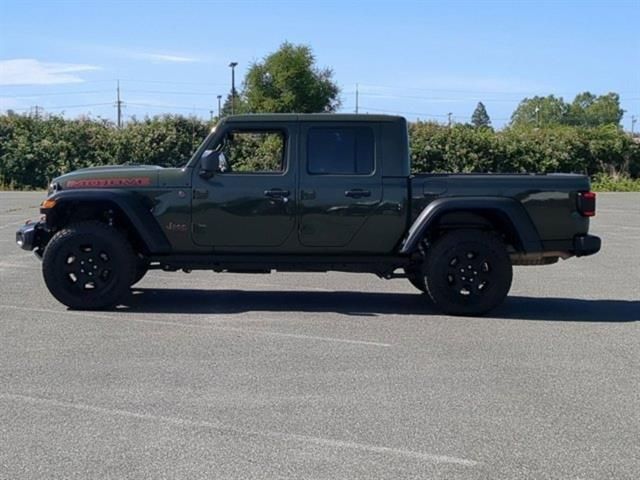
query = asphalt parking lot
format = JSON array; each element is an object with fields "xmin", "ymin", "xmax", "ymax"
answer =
[{"xmin": 0, "ymin": 191, "xmax": 638, "ymax": 479}]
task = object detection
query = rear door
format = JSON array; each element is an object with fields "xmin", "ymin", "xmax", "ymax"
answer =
[{"xmin": 298, "ymin": 123, "xmax": 382, "ymax": 247}]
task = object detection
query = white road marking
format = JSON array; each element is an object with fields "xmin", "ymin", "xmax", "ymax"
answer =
[
  {"xmin": 0, "ymin": 304, "xmax": 392, "ymax": 347},
  {"xmin": 0, "ymin": 219, "xmax": 30, "ymax": 230},
  {"xmin": 0, "ymin": 262, "xmax": 40, "ymax": 270},
  {"xmin": 0, "ymin": 392, "xmax": 478, "ymax": 467}
]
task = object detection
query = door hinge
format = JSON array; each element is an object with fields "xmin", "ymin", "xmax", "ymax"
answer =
[
  {"xmin": 193, "ymin": 188, "xmax": 208, "ymax": 199},
  {"xmin": 192, "ymin": 223, "xmax": 207, "ymax": 234}
]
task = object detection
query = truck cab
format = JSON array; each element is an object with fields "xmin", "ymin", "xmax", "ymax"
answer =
[{"xmin": 189, "ymin": 114, "xmax": 409, "ymax": 253}]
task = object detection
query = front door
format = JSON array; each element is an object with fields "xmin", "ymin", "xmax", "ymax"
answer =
[
  {"xmin": 191, "ymin": 125, "xmax": 296, "ymax": 248},
  {"xmin": 298, "ymin": 124, "xmax": 383, "ymax": 247}
]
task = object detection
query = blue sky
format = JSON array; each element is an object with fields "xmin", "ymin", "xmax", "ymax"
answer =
[{"xmin": 1, "ymin": 0, "xmax": 638, "ymax": 129}]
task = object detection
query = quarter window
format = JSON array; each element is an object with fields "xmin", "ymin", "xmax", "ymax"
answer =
[{"xmin": 307, "ymin": 127, "xmax": 374, "ymax": 175}]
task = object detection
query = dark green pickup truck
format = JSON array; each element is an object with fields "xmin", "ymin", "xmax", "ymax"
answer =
[{"xmin": 16, "ymin": 114, "xmax": 601, "ymax": 315}]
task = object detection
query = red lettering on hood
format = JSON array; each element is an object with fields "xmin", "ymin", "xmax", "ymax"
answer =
[{"xmin": 66, "ymin": 177, "xmax": 152, "ymax": 189}]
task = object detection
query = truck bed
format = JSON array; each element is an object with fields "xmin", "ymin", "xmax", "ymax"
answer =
[{"xmin": 410, "ymin": 173, "xmax": 591, "ymax": 245}]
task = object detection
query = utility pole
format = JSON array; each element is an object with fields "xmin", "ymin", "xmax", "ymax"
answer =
[
  {"xmin": 355, "ymin": 83, "xmax": 359, "ymax": 114},
  {"xmin": 33, "ymin": 105, "xmax": 42, "ymax": 119},
  {"xmin": 116, "ymin": 80, "xmax": 123, "ymax": 128},
  {"xmin": 632, "ymin": 115, "xmax": 637, "ymax": 135},
  {"xmin": 228, "ymin": 62, "xmax": 238, "ymax": 115},
  {"xmin": 447, "ymin": 112, "xmax": 453, "ymax": 127},
  {"xmin": 217, "ymin": 94, "xmax": 222, "ymax": 118}
]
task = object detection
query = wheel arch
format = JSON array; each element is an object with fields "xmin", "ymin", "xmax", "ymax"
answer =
[
  {"xmin": 42, "ymin": 190, "xmax": 171, "ymax": 254},
  {"xmin": 400, "ymin": 197, "xmax": 542, "ymax": 254}
]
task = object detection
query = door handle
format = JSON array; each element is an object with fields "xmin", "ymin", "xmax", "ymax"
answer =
[
  {"xmin": 345, "ymin": 189, "xmax": 371, "ymax": 198},
  {"xmin": 264, "ymin": 189, "xmax": 290, "ymax": 198}
]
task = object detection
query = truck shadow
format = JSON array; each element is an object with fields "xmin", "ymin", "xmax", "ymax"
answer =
[{"xmin": 121, "ymin": 289, "xmax": 638, "ymax": 323}]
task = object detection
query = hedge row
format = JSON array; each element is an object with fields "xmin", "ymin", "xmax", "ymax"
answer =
[
  {"xmin": 1, "ymin": 113, "xmax": 638, "ymax": 189},
  {"xmin": 409, "ymin": 122, "xmax": 639, "ymax": 177},
  {"xmin": 0, "ymin": 115, "xmax": 209, "ymax": 189}
]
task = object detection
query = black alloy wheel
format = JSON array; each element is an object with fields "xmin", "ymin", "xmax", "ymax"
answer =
[
  {"xmin": 42, "ymin": 222, "xmax": 136, "ymax": 309},
  {"xmin": 424, "ymin": 229, "xmax": 512, "ymax": 316}
]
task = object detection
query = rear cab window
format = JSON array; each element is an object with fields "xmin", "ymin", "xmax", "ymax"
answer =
[{"xmin": 307, "ymin": 127, "xmax": 374, "ymax": 175}]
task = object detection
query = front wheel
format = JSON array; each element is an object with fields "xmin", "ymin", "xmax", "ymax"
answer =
[
  {"xmin": 424, "ymin": 230, "xmax": 512, "ymax": 316},
  {"xmin": 405, "ymin": 268, "xmax": 428, "ymax": 293},
  {"xmin": 42, "ymin": 221, "xmax": 136, "ymax": 310}
]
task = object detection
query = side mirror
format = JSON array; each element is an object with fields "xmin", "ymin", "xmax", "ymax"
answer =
[{"xmin": 199, "ymin": 150, "xmax": 220, "ymax": 178}]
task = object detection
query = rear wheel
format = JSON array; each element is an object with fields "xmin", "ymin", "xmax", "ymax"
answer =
[
  {"xmin": 424, "ymin": 229, "xmax": 512, "ymax": 316},
  {"xmin": 405, "ymin": 268, "xmax": 428, "ymax": 293},
  {"xmin": 42, "ymin": 222, "xmax": 136, "ymax": 310}
]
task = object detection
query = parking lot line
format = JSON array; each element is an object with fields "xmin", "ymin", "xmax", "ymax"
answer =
[
  {"xmin": 0, "ymin": 392, "xmax": 478, "ymax": 467},
  {"xmin": 0, "ymin": 219, "xmax": 29, "ymax": 230},
  {"xmin": 0, "ymin": 304, "xmax": 392, "ymax": 347}
]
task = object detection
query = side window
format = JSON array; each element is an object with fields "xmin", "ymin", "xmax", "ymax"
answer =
[
  {"xmin": 307, "ymin": 127, "xmax": 374, "ymax": 175},
  {"xmin": 219, "ymin": 130, "xmax": 286, "ymax": 173}
]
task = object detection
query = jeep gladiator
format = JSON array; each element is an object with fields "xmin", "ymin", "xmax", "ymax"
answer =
[{"xmin": 16, "ymin": 114, "xmax": 601, "ymax": 315}]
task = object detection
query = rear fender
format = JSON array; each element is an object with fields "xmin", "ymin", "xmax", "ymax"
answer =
[{"xmin": 400, "ymin": 196, "xmax": 542, "ymax": 254}]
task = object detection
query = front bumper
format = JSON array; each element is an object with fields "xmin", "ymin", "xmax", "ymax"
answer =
[
  {"xmin": 16, "ymin": 221, "xmax": 47, "ymax": 258},
  {"xmin": 573, "ymin": 234, "xmax": 601, "ymax": 257}
]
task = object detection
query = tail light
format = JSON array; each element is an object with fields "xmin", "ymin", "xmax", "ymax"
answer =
[{"xmin": 577, "ymin": 191, "xmax": 596, "ymax": 217}]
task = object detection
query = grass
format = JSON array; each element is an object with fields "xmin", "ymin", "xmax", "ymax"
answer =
[{"xmin": 591, "ymin": 174, "xmax": 640, "ymax": 192}]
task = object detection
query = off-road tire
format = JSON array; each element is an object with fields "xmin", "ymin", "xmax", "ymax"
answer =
[
  {"xmin": 42, "ymin": 221, "xmax": 136, "ymax": 310},
  {"xmin": 132, "ymin": 254, "xmax": 150, "ymax": 286},
  {"xmin": 405, "ymin": 268, "xmax": 428, "ymax": 293},
  {"xmin": 424, "ymin": 229, "xmax": 512, "ymax": 316}
]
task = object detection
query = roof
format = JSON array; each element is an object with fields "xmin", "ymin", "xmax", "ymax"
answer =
[{"xmin": 223, "ymin": 113, "xmax": 404, "ymax": 123}]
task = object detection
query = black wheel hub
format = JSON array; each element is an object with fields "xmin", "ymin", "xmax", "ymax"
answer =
[
  {"xmin": 63, "ymin": 243, "xmax": 114, "ymax": 293},
  {"xmin": 446, "ymin": 249, "xmax": 492, "ymax": 298}
]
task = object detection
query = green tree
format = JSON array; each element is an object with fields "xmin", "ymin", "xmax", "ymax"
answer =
[
  {"xmin": 220, "ymin": 92, "xmax": 248, "ymax": 117},
  {"xmin": 243, "ymin": 42, "xmax": 340, "ymax": 113},
  {"xmin": 510, "ymin": 95, "xmax": 568, "ymax": 127},
  {"xmin": 566, "ymin": 92, "xmax": 624, "ymax": 127},
  {"xmin": 471, "ymin": 102, "xmax": 491, "ymax": 128}
]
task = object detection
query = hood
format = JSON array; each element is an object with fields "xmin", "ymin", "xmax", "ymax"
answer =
[{"xmin": 52, "ymin": 165, "xmax": 163, "ymax": 191}]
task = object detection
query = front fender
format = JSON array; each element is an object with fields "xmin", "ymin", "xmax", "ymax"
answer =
[{"xmin": 42, "ymin": 189, "xmax": 172, "ymax": 254}]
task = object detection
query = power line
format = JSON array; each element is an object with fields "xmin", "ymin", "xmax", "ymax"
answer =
[
  {"xmin": 39, "ymin": 102, "xmax": 113, "ymax": 110},
  {"xmin": 356, "ymin": 83, "xmax": 640, "ymax": 97},
  {"xmin": 346, "ymin": 90, "xmax": 640, "ymax": 103},
  {"xmin": 125, "ymin": 89, "xmax": 216, "ymax": 96},
  {"xmin": 4, "ymin": 90, "xmax": 112, "ymax": 99},
  {"xmin": 357, "ymin": 106, "xmax": 452, "ymax": 118},
  {"xmin": 126, "ymin": 102, "xmax": 211, "ymax": 112},
  {"xmin": 356, "ymin": 105, "xmax": 511, "ymax": 122},
  {"xmin": 117, "ymin": 78, "xmax": 229, "ymax": 87},
  {"xmin": 19, "ymin": 78, "xmax": 227, "ymax": 87}
]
